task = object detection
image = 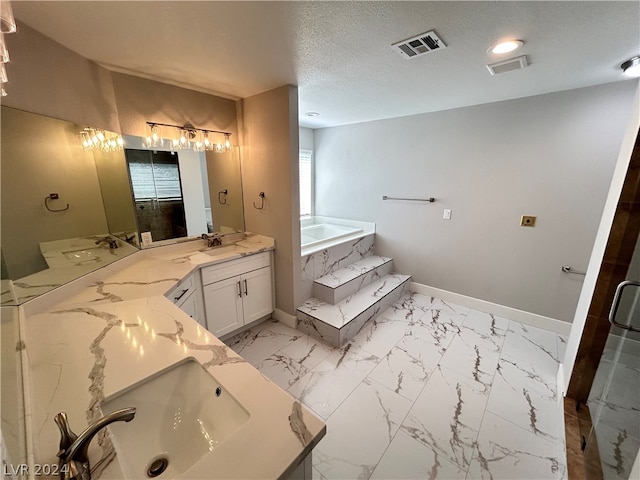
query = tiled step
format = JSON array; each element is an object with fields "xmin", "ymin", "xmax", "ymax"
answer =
[
  {"xmin": 297, "ymin": 273, "xmax": 411, "ymax": 348},
  {"xmin": 313, "ymin": 255, "xmax": 393, "ymax": 305}
]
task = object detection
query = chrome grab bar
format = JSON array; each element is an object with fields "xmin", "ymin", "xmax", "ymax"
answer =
[
  {"xmin": 609, "ymin": 280, "xmax": 640, "ymax": 333},
  {"xmin": 561, "ymin": 265, "xmax": 586, "ymax": 276},
  {"xmin": 382, "ymin": 195, "xmax": 435, "ymax": 203}
]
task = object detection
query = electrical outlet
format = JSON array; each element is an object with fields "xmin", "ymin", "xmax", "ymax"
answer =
[
  {"xmin": 520, "ymin": 216, "xmax": 536, "ymax": 227},
  {"xmin": 141, "ymin": 231, "xmax": 153, "ymax": 245},
  {"xmin": 443, "ymin": 209, "xmax": 452, "ymax": 220}
]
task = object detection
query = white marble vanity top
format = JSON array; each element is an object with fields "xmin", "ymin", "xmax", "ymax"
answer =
[{"xmin": 19, "ymin": 234, "xmax": 326, "ymax": 479}]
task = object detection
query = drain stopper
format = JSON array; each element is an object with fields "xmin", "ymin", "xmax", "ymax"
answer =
[{"xmin": 147, "ymin": 457, "xmax": 168, "ymax": 477}]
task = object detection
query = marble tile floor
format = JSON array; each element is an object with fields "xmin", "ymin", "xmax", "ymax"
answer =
[{"xmin": 225, "ymin": 292, "xmax": 568, "ymax": 480}]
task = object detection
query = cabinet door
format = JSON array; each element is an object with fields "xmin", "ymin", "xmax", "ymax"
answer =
[
  {"xmin": 203, "ymin": 276, "xmax": 243, "ymax": 337},
  {"xmin": 242, "ymin": 267, "xmax": 273, "ymax": 324},
  {"xmin": 179, "ymin": 292, "xmax": 206, "ymax": 329}
]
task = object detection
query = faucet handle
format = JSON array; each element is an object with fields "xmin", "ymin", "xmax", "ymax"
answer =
[{"xmin": 54, "ymin": 412, "xmax": 78, "ymax": 453}]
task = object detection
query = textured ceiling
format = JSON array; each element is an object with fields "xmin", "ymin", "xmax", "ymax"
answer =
[{"xmin": 13, "ymin": 1, "xmax": 640, "ymax": 129}]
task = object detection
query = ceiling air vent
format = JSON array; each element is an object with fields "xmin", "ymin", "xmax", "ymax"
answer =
[
  {"xmin": 392, "ymin": 30, "xmax": 447, "ymax": 59},
  {"xmin": 487, "ymin": 55, "xmax": 528, "ymax": 75}
]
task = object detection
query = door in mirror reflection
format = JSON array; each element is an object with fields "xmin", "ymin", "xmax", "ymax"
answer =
[{"xmin": 125, "ymin": 149, "xmax": 188, "ymax": 243}]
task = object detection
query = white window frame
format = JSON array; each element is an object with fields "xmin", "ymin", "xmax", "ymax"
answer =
[{"xmin": 299, "ymin": 149, "xmax": 314, "ymax": 218}]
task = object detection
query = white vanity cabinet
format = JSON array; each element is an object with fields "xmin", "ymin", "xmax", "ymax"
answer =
[
  {"xmin": 201, "ymin": 252, "xmax": 273, "ymax": 337},
  {"xmin": 166, "ymin": 272, "xmax": 206, "ymax": 328}
]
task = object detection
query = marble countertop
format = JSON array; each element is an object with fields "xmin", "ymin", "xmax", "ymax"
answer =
[
  {"xmin": 4, "ymin": 235, "xmax": 139, "ymax": 305},
  {"xmin": 19, "ymin": 234, "xmax": 326, "ymax": 479}
]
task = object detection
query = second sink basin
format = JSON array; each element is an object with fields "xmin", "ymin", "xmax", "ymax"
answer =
[
  {"xmin": 203, "ymin": 244, "xmax": 247, "ymax": 257},
  {"xmin": 63, "ymin": 247, "xmax": 104, "ymax": 263},
  {"xmin": 101, "ymin": 359, "xmax": 250, "ymax": 478}
]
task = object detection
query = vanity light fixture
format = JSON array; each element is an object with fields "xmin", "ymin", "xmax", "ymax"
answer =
[
  {"xmin": 489, "ymin": 39, "xmax": 524, "ymax": 55},
  {"xmin": 80, "ymin": 128, "xmax": 124, "ymax": 152},
  {"xmin": 0, "ymin": 0, "xmax": 16, "ymax": 34},
  {"xmin": 0, "ymin": 0, "xmax": 17, "ymax": 96},
  {"xmin": 143, "ymin": 122, "xmax": 232, "ymax": 153},
  {"xmin": 621, "ymin": 56, "xmax": 640, "ymax": 78}
]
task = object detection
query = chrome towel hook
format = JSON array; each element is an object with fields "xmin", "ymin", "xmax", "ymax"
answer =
[
  {"xmin": 253, "ymin": 192, "xmax": 265, "ymax": 210},
  {"xmin": 218, "ymin": 189, "xmax": 228, "ymax": 205},
  {"xmin": 44, "ymin": 193, "xmax": 70, "ymax": 212}
]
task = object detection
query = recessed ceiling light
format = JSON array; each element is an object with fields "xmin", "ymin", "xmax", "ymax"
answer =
[
  {"xmin": 489, "ymin": 40, "xmax": 524, "ymax": 55},
  {"xmin": 305, "ymin": 112, "xmax": 320, "ymax": 117},
  {"xmin": 621, "ymin": 56, "xmax": 640, "ymax": 78}
]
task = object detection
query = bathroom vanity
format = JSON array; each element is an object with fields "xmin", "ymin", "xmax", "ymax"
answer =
[{"xmin": 15, "ymin": 234, "xmax": 325, "ymax": 480}]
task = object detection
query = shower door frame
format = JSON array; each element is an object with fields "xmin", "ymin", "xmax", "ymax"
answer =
[{"xmin": 564, "ymin": 129, "xmax": 640, "ymax": 479}]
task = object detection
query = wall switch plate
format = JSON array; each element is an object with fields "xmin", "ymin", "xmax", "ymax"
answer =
[
  {"xmin": 520, "ymin": 216, "xmax": 536, "ymax": 227},
  {"xmin": 443, "ymin": 209, "xmax": 452, "ymax": 220},
  {"xmin": 141, "ymin": 231, "xmax": 153, "ymax": 245}
]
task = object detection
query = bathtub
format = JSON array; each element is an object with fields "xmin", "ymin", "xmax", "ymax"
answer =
[
  {"xmin": 301, "ymin": 224, "xmax": 363, "ymax": 249},
  {"xmin": 300, "ymin": 216, "xmax": 375, "ymax": 256}
]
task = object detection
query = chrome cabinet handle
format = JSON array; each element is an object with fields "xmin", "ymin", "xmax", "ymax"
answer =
[
  {"xmin": 609, "ymin": 280, "xmax": 640, "ymax": 332},
  {"xmin": 237, "ymin": 281, "xmax": 242, "ymax": 298},
  {"xmin": 243, "ymin": 279, "xmax": 248, "ymax": 296}
]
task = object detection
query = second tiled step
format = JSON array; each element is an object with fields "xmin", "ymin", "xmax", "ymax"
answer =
[
  {"xmin": 297, "ymin": 273, "xmax": 411, "ymax": 347},
  {"xmin": 313, "ymin": 255, "xmax": 393, "ymax": 305}
]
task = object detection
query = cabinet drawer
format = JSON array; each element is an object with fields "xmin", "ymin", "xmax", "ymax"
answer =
[
  {"xmin": 166, "ymin": 274, "xmax": 196, "ymax": 305},
  {"xmin": 201, "ymin": 252, "xmax": 271, "ymax": 286}
]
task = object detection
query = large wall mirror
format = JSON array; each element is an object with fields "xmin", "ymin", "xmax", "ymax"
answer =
[
  {"xmin": 1, "ymin": 107, "xmax": 246, "ymax": 306},
  {"xmin": 0, "ymin": 106, "xmax": 140, "ymax": 305}
]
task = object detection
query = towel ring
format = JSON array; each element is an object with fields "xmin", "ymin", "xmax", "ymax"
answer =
[
  {"xmin": 218, "ymin": 189, "xmax": 228, "ymax": 205},
  {"xmin": 45, "ymin": 193, "xmax": 70, "ymax": 212},
  {"xmin": 253, "ymin": 192, "xmax": 265, "ymax": 210}
]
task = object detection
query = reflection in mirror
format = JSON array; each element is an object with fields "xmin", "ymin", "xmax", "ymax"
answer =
[
  {"xmin": 0, "ymin": 106, "xmax": 139, "ymax": 305},
  {"xmin": 0, "ymin": 306, "xmax": 27, "ymax": 470},
  {"xmin": 122, "ymin": 136, "xmax": 245, "ymax": 246}
]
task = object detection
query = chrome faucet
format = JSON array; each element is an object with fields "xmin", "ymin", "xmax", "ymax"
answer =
[
  {"xmin": 201, "ymin": 233, "xmax": 222, "ymax": 247},
  {"xmin": 94, "ymin": 236, "xmax": 118, "ymax": 249},
  {"xmin": 54, "ymin": 408, "xmax": 136, "ymax": 480}
]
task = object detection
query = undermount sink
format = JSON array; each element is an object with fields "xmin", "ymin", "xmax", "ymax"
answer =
[
  {"xmin": 63, "ymin": 247, "xmax": 104, "ymax": 263},
  {"xmin": 101, "ymin": 359, "xmax": 250, "ymax": 478},
  {"xmin": 203, "ymin": 244, "xmax": 247, "ymax": 257}
]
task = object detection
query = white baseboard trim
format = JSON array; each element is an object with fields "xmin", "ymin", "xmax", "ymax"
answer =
[
  {"xmin": 273, "ymin": 308, "xmax": 298, "ymax": 328},
  {"xmin": 410, "ymin": 282, "xmax": 572, "ymax": 335}
]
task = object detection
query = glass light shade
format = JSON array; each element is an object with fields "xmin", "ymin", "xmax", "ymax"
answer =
[
  {"xmin": 0, "ymin": 34, "xmax": 9, "ymax": 62},
  {"xmin": 0, "ymin": 0, "xmax": 16, "ymax": 34},
  {"xmin": 0, "ymin": 63, "xmax": 6, "ymax": 83}
]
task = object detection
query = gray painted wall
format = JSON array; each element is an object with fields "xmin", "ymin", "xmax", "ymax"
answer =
[{"xmin": 314, "ymin": 81, "xmax": 638, "ymax": 322}]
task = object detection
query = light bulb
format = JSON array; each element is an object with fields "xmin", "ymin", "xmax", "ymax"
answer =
[
  {"xmin": 622, "ymin": 57, "xmax": 640, "ymax": 78},
  {"xmin": 489, "ymin": 40, "xmax": 524, "ymax": 55}
]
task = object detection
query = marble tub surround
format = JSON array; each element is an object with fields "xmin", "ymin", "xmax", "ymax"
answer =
[
  {"xmin": 300, "ymin": 234, "xmax": 375, "ymax": 301},
  {"xmin": 23, "ymin": 296, "xmax": 325, "ymax": 479},
  {"xmin": 227, "ymin": 292, "xmax": 567, "ymax": 479},
  {"xmin": 31, "ymin": 233, "xmax": 274, "ymax": 312}
]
